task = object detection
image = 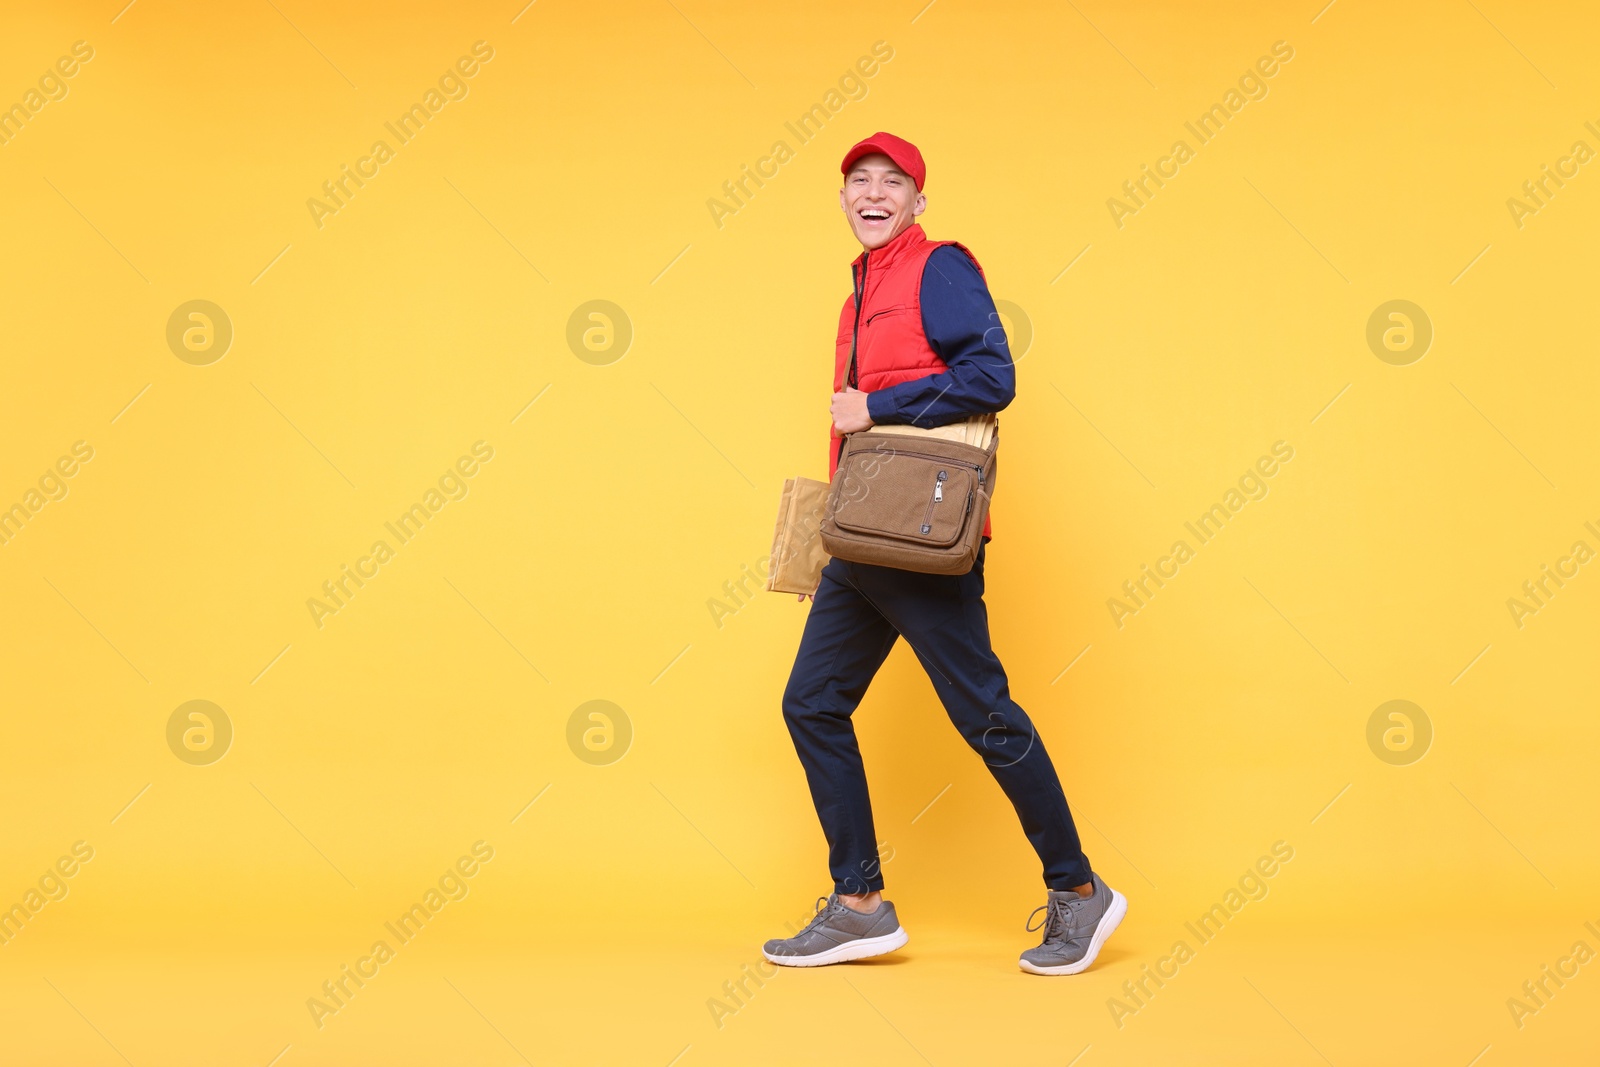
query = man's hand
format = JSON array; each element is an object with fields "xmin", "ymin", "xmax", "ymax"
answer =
[{"xmin": 831, "ymin": 385, "xmax": 875, "ymax": 435}]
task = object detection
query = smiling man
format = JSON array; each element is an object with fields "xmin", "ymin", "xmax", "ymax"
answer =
[{"xmin": 763, "ymin": 133, "xmax": 1127, "ymax": 975}]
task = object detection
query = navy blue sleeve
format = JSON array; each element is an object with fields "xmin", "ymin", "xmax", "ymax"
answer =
[{"xmin": 864, "ymin": 244, "xmax": 1017, "ymax": 428}]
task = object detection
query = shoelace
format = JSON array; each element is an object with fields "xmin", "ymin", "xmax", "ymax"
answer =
[
  {"xmin": 795, "ymin": 895, "xmax": 840, "ymax": 937},
  {"xmin": 1025, "ymin": 895, "xmax": 1078, "ymax": 945}
]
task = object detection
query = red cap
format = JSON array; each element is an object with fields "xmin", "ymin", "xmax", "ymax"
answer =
[{"xmin": 840, "ymin": 132, "xmax": 926, "ymax": 190}]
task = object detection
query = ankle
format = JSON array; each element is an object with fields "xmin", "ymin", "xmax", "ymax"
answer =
[{"xmin": 838, "ymin": 890, "xmax": 882, "ymax": 913}]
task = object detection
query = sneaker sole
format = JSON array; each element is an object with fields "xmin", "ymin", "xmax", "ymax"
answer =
[
  {"xmin": 1017, "ymin": 889, "xmax": 1128, "ymax": 976},
  {"xmin": 763, "ymin": 925, "xmax": 909, "ymax": 968}
]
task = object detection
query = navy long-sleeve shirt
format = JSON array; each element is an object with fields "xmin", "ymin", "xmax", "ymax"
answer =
[{"xmin": 862, "ymin": 245, "xmax": 1016, "ymax": 428}]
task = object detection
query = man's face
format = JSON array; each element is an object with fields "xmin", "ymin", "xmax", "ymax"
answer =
[{"xmin": 840, "ymin": 153, "xmax": 925, "ymax": 251}]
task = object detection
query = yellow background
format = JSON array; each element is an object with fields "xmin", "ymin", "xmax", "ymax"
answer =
[{"xmin": 2, "ymin": 0, "xmax": 1597, "ymax": 1063}]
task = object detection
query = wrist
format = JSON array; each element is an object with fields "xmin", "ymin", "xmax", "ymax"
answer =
[{"xmin": 864, "ymin": 388, "xmax": 893, "ymax": 425}]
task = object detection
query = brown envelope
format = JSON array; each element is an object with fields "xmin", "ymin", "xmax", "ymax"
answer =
[{"xmin": 765, "ymin": 476, "xmax": 832, "ymax": 595}]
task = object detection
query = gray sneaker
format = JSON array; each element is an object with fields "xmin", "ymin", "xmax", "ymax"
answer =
[
  {"xmin": 762, "ymin": 894, "xmax": 909, "ymax": 967},
  {"xmin": 1019, "ymin": 872, "xmax": 1127, "ymax": 975}
]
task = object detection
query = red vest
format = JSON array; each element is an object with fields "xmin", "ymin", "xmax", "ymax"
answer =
[{"xmin": 830, "ymin": 223, "xmax": 994, "ymax": 540}]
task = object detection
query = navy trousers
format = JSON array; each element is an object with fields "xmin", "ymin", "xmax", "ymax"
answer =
[{"xmin": 781, "ymin": 540, "xmax": 1094, "ymax": 895}]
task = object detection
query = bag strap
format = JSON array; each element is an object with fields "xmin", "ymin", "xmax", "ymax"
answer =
[
  {"xmin": 847, "ymin": 252, "xmax": 867, "ymax": 389},
  {"xmin": 835, "ymin": 253, "xmax": 870, "ymax": 470}
]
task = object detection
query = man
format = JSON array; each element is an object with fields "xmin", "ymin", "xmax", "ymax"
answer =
[{"xmin": 763, "ymin": 133, "xmax": 1126, "ymax": 975}]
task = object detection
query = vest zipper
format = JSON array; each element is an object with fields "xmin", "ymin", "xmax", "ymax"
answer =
[{"xmin": 921, "ymin": 469, "xmax": 947, "ymax": 535}]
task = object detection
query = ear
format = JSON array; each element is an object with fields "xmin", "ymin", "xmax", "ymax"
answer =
[
  {"xmin": 912, "ymin": 192, "xmax": 927, "ymax": 217},
  {"xmin": 839, "ymin": 188, "xmax": 848, "ymax": 211}
]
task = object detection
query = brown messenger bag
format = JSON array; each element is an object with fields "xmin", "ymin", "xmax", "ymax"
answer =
[{"xmin": 819, "ymin": 413, "xmax": 998, "ymax": 575}]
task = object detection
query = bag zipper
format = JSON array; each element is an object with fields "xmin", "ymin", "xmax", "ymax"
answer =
[
  {"xmin": 853, "ymin": 444, "xmax": 988, "ymax": 485},
  {"xmin": 921, "ymin": 470, "xmax": 947, "ymax": 535}
]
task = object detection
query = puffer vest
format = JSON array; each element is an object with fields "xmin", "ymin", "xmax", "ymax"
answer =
[{"xmin": 830, "ymin": 223, "xmax": 993, "ymax": 540}]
